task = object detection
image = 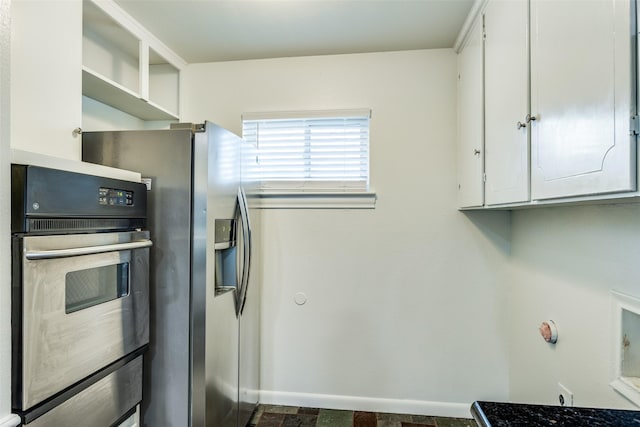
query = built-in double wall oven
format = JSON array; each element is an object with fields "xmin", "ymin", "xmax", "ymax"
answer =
[{"xmin": 11, "ymin": 165, "xmax": 151, "ymax": 426}]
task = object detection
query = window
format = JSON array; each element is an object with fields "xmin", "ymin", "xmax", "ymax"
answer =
[
  {"xmin": 65, "ymin": 263, "xmax": 129, "ymax": 313},
  {"xmin": 242, "ymin": 109, "xmax": 371, "ymax": 195}
]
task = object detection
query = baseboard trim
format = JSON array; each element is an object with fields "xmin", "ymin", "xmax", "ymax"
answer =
[
  {"xmin": 0, "ymin": 414, "xmax": 21, "ymax": 427},
  {"xmin": 259, "ymin": 390, "xmax": 473, "ymax": 419}
]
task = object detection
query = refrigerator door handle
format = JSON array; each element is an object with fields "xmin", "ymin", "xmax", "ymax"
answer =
[{"xmin": 236, "ymin": 187, "xmax": 252, "ymax": 315}]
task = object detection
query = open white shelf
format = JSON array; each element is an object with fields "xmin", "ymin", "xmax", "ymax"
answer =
[
  {"xmin": 82, "ymin": 67, "xmax": 178, "ymax": 120},
  {"xmin": 82, "ymin": 0, "xmax": 184, "ymax": 121},
  {"xmin": 611, "ymin": 291, "xmax": 640, "ymax": 407}
]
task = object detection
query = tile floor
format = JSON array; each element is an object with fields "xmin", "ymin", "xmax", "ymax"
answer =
[{"xmin": 248, "ymin": 404, "xmax": 478, "ymax": 427}]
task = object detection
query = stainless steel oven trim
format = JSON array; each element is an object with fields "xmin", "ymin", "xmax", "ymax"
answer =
[
  {"xmin": 18, "ymin": 347, "xmax": 146, "ymax": 424},
  {"xmin": 26, "ymin": 354, "xmax": 143, "ymax": 427},
  {"xmin": 13, "ymin": 230, "xmax": 150, "ymax": 410}
]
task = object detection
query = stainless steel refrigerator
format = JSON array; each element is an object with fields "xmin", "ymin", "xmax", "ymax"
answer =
[{"xmin": 82, "ymin": 121, "xmax": 260, "ymax": 427}]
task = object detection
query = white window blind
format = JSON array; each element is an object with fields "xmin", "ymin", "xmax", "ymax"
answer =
[{"xmin": 242, "ymin": 109, "xmax": 370, "ymax": 193}]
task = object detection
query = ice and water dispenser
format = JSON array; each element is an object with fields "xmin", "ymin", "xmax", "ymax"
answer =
[{"xmin": 214, "ymin": 219, "xmax": 238, "ymax": 293}]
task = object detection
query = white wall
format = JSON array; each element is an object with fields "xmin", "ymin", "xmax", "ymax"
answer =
[
  {"xmin": 507, "ymin": 204, "xmax": 640, "ymax": 410},
  {"xmin": 182, "ymin": 50, "xmax": 511, "ymax": 417},
  {"xmin": 0, "ymin": 0, "xmax": 13, "ymax": 424}
]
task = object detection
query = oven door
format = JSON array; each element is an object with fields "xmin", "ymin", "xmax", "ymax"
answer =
[{"xmin": 13, "ymin": 230, "xmax": 151, "ymax": 410}]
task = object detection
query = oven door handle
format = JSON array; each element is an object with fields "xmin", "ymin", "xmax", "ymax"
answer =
[{"xmin": 25, "ymin": 239, "xmax": 153, "ymax": 260}]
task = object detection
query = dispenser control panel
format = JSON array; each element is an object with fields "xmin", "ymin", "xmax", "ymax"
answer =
[{"xmin": 215, "ymin": 219, "xmax": 236, "ymax": 244}]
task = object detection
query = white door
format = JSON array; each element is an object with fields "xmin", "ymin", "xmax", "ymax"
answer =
[
  {"xmin": 530, "ymin": 0, "xmax": 635, "ymax": 200},
  {"xmin": 457, "ymin": 17, "xmax": 485, "ymax": 208},
  {"xmin": 484, "ymin": 0, "xmax": 530, "ymax": 205}
]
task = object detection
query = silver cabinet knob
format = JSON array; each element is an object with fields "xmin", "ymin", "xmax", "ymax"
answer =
[
  {"xmin": 517, "ymin": 121, "xmax": 526, "ymax": 130},
  {"xmin": 526, "ymin": 113, "xmax": 537, "ymax": 123},
  {"xmin": 474, "ymin": 149, "xmax": 481, "ymax": 156}
]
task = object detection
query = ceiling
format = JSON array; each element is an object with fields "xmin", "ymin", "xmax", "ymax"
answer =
[{"xmin": 114, "ymin": 0, "xmax": 475, "ymax": 64}]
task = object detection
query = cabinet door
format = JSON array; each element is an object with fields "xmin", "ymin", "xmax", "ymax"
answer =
[
  {"xmin": 457, "ymin": 17, "xmax": 484, "ymax": 208},
  {"xmin": 484, "ymin": 0, "xmax": 530, "ymax": 205},
  {"xmin": 530, "ymin": 0, "xmax": 636, "ymax": 200},
  {"xmin": 11, "ymin": 0, "xmax": 82, "ymax": 159}
]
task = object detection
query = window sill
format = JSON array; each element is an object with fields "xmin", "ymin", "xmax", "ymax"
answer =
[{"xmin": 248, "ymin": 192, "xmax": 377, "ymax": 209}]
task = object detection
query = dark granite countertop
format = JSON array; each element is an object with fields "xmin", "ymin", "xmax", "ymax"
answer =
[{"xmin": 471, "ymin": 401, "xmax": 640, "ymax": 426}]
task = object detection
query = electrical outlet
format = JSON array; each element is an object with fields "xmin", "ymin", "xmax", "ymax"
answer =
[{"xmin": 558, "ymin": 383, "xmax": 573, "ymax": 407}]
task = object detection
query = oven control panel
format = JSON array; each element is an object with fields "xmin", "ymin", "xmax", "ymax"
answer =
[
  {"xmin": 11, "ymin": 164, "xmax": 147, "ymax": 234},
  {"xmin": 99, "ymin": 188, "xmax": 134, "ymax": 206}
]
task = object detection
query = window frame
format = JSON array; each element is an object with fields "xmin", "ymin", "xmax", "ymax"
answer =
[{"xmin": 242, "ymin": 109, "xmax": 376, "ymax": 209}]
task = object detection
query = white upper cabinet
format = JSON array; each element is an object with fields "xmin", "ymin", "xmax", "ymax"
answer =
[
  {"xmin": 455, "ymin": 0, "xmax": 637, "ymax": 209},
  {"xmin": 82, "ymin": 0, "xmax": 186, "ymax": 120},
  {"xmin": 484, "ymin": 0, "xmax": 530, "ymax": 205},
  {"xmin": 11, "ymin": 0, "xmax": 83, "ymax": 159},
  {"xmin": 530, "ymin": 0, "xmax": 636, "ymax": 200},
  {"xmin": 457, "ymin": 17, "xmax": 485, "ymax": 208}
]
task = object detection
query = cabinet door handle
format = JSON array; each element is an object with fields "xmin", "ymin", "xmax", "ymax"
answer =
[
  {"xmin": 474, "ymin": 149, "xmax": 481, "ymax": 156},
  {"xmin": 517, "ymin": 121, "xmax": 527, "ymax": 130},
  {"xmin": 526, "ymin": 113, "xmax": 537, "ymax": 123}
]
